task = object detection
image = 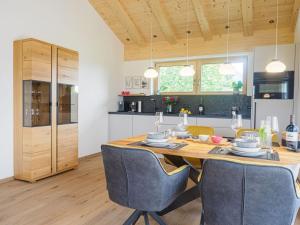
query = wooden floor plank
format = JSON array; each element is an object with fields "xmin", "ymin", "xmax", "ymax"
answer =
[{"xmin": 0, "ymin": 154, "xmax": 299, "ymax": 225}]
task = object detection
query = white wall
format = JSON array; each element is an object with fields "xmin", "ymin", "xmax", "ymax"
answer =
[
  {"xmin": 296, "ymin": 12, "xmax": 300, "ymax": 124},
  {"xmin": 0, "ymin": 0, "xmax": 123, "ymax": 179}
]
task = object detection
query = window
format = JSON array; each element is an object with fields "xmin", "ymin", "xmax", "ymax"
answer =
[
  {"xmin": 156, "ymin": 62, "xmax": 196, "ymax": 94},
  {"xmin": 156, "ymin": 57, "xmax": 247, "ymax": 95}
]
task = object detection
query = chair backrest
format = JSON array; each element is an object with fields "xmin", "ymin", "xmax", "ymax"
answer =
[
  {"xmin": 101, "ymin": 145, "xmax": 171, "ymax": 211},
  {"xmin": 200, "ymin": 159, "xmax": 299, "ymax": 225},
  {"xmin": 186, "ymin": 126, "xmax": 215, "ymax": 136}
]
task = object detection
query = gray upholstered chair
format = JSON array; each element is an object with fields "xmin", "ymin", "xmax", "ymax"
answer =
[
  {"xmin": 101, "ymin": 145, "xmax": 190, "ymax": 225},
  {"xmin": 199, "ymin": 159, "xmax": 300, "ymax": 225}
]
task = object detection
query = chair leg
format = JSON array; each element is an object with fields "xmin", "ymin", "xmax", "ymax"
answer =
[
  {"xmin": 200, "ymin": 210, "xmax": 204, "ymax": 225},
  {"xmin": 123, "ymin": 210, "xmax": 142, "ymax": 225},
  {"xmin": 143, "ymin": 212, "xmax": 150, "ymax": 225},
  {"xmin": 149, "ymin": 212, "xmax": 167, "ymax": 225}
]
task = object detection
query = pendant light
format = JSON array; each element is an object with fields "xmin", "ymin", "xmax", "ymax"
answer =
[
  {"xmin": 144, "ymin": 10, "xmax": 158, "ymax": 78},
  {"xmin": 265, "ymin": 0, "xmax": 286, "ymax": 73},
  {"xmin": 180, "ymin": 0, "xmax": 195, "ymax": 77},
  {"xmin": 219, "ymin": 0, "xmax": 236, "ymax": 75}
]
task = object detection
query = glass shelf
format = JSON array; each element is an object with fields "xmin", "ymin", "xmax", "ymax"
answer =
[
  {"xmin": 58, "ymin": 84, "xmax": 78, "ymax": 125},
  {"xmin": 23, "ymin": 81, "xmax": 51, "ymax": 127}
]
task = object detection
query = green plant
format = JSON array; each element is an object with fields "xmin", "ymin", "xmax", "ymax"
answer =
[{"xmin": 232, "ymin": 81, "xmax": 243, "ymax": 91}]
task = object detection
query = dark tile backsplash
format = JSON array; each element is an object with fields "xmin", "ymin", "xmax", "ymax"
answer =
[{"xmin": 123, "ymin": 95, "xmax": 251, "ymax": 118}]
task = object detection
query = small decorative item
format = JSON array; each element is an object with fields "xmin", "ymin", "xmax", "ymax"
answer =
[
  {"xmin": 162, "ymin": 96, "xmax": 177, "ymax": 113},
  {"xmin": 141, "ymin": 77, "xmax": 149, "ymax": 89},
  {"xmin": 125, "ymin": 76, "xmax": 133, "ymax": 89},
  {"xmin": 232, "ymin": 81, "xmax": 243, "ymax": 94},
  {"xmin": 180, "ymin": 108, "xmax": 192, "ymax": 115},
  {"xmin": 132, "ymin": 76, "xmax": 141, "ymax": 89}
]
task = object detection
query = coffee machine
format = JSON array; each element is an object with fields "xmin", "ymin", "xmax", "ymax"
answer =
[{"xmin": 130, "ymin": 101, "xmax": 137, "ymax": 112}]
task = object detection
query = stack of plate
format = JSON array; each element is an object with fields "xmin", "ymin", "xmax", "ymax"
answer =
[
  {"xmin": 228, "ymin": 139, "xmax": 266, "ymax": 157},
  {"xmin": 174, "ymin": 125, "xmax": 190, "ymax": 139},
  {"xmin": 143, "ymin": 132, "xmax": 170, "ymax": 147}
]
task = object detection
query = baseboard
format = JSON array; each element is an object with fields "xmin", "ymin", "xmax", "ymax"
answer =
[
  {"xmin": 79, "ymin": 152, "xmax": 101, "ymax": 161},
  {"xmin": 0, "ymin": 176, "xmax": 14, "ymax": 184}
]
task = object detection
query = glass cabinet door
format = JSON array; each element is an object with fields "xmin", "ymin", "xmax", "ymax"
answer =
[
  {"xmin": 58, "ymin": 84, "xmax": 78, "ymax": 125},
  {"xmin": 23, "ymin": 81, "xmax": 51, "ymax": 127}
]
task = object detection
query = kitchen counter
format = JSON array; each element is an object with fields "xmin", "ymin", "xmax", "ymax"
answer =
[{"xmin": 108, "ymin": 111, "xmax": 251, "ymax": 119}]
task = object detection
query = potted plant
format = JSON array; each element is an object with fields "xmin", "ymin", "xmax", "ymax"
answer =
[
  {"xmin": 162, "ymin": 96, "xmax": 177, "ymax": 113},
  {"xmin": 232, "ymin": 81, "xmax": 243, "ymax": 94}
]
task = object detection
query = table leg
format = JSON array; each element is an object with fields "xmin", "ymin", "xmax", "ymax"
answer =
[
  {"xmin": 159, "ymin": 155, "xmax": 202, "ymax": 215},
  {"xmin": 158, "ymin": 184, "xmax": 201, "ymax": 216}
]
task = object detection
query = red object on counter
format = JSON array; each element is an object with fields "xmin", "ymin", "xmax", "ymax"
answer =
[{"xmin": 121, "ymin": 91, "xmax": 130, "ymax": 96}]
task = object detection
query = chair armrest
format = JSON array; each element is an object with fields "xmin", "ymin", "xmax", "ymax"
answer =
[{"xmin": 167, "ymin": 165, "xmax": 190, "ymax": 176}]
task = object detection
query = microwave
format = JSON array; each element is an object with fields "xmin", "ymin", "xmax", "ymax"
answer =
[{"xmin": 253, "ymin": 71, "xmax": 294, "ymax": 99}]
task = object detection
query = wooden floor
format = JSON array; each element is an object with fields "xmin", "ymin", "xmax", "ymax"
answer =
[{"xmin": 0, "ymin": 154, "xmax": 299, "ymax": 225}]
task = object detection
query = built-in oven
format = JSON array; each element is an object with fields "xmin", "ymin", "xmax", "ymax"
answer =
[{"xmin": 253, "ymin": 71, "xmax": 294, "ymax": 99}]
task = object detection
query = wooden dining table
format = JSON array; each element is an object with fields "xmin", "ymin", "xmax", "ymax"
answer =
[{"xmin": 109, "ymin": 135, "xmax": 300, "ymax": 215}]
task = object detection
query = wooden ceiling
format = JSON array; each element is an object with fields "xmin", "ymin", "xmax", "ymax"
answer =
[{"xmin": 89, "ymin": 0, "xmax": 300, "ymax": 60}]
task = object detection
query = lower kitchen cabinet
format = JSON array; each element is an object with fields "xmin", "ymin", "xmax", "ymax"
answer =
[
  {"xmin": 109, "ymin": 114, "xmax": 251, "ymax": 140},
  {"xmin": 109, "ymin": 114, "xmax": 133, "ymax": 140},
  {"xmin": 197, "ymin": 118, "xmax": 251, "ymax": 137},
  {"xmin": 132, "ymin": 116, "xmax": 156, "ymax": 136}
]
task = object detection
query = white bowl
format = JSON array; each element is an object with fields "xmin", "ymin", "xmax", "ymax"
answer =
[
  {"xmin": 235, "ymin": 139, "xmax": 259, "ymax": 148},
  {"xmin": 147, "ymin": 132, "xmax": 167, "ymax": 139},
  {"xmin": 199, "ymin": 135, "xmax": 209, "ymax": 142}
]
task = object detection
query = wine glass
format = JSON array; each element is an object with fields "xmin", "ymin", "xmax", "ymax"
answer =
[
  {"xmin": 155, "ymin": 112, "xmax": 163, "ymax": 132},
  {"xmin": 231, "ymin": 113, "xmax": 242, "ymax": 138}
]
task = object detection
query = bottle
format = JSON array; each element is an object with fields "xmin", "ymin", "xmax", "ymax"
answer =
[{"xmin": 285, "ymin": 115, "xmax": 299, "ymax": 151}]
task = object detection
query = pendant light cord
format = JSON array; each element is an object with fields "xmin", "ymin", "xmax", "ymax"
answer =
[
  {"xmin": 150, "ymin": 11, "xmax": 153, "ymax": 67},
  {"xmin": 186, "ymin": 0, "xmax": 189, "ymax": 65},
  {"xmin": 275, "ymin": 0, "xmax": 279, "ymax": 59},
  {"xmin": 226, "ymin": 0, "xmax": 230, "ymax": 63}
]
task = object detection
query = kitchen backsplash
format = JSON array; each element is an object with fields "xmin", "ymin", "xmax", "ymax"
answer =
[{"xmin": 122, "ymin": 95, "xmax": 251, "ymax": 118}]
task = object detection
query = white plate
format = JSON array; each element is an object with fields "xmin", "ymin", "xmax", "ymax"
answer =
[
  {"xmin": 232, "ymin": 145, "xmax": 261, "ymax": 153},
  {"xmin": 146, "ymin": 138, "xmax": 169, "ymax": 143},
  {"xmin": 228, "ymin": 148, "xmax": 266, "ymax": 157},
  {"xmin": 143, "ymin": 141, "xmax": 170, "ymax": 148}
]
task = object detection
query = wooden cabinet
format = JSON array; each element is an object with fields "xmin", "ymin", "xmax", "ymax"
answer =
[
  {"xmin": 58, "ymin": 48, "xmax": 79, "ymax": 85},
  {"xmin": 57, "ymin": 124, "xmax": 78, "ymax": 172},
  {"xmin": 14, "ymin": 38, "xmax": 79, "ymax": 182},
  {"xmin": 22, "ymin": 40, "xmax": 52, "ymax": 82}
]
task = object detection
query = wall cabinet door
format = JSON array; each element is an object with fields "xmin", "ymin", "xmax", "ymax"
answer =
[
  {"xmin": 109, "ymin": 115, "xmax": 133, "ymax": 141},
  {"xmin": 57, "ymin": 48, "xmax": 79, "ymax": 85},
  {"xmin": 22, "ymin": 40, "xmax": 52, "ymax": 82},
  {"xmin": 133, "ymin": 116, "xmax": 156, "ymax": 136},
  {"xmin": 57, "ymin": 124, "xmax": 78, "ymax": 172},
  {"xmin": 22, "ymin": 126, "xmax": 52, "ymax": 181}
]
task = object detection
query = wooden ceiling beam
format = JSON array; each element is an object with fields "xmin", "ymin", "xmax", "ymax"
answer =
[
  {"xmin": 105, "ymin": 0, "xmax": 145, "ymax": 46},
  {"xmin": 146, "ymin": 0, "xmax": 177, "ymax": 44},
  {"xmin": 241, "ymin": 0, "xmax": 254, "ymax": 36},
  {"xmin": 291, "ymin": 0, "xmax": 300, "ymax": 30},
  {"xmin": 191, "ymin": 0, "xmax": 212, "ymax": 41}
]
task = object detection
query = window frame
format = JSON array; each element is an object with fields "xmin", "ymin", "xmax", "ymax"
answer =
[{"xmin": 155, "ymin": 56, "xmax": 248, "ymax": 95}]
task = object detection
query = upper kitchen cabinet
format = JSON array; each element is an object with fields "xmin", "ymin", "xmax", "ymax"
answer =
[
  {"xmin": 57, "ymin": 48, "xmax": 79, "ymax": 85},
  {"xmin": 254, "ymin": 44, "xmax": 296, "ymax": 72},
  {"xmin": 22, "ymin": 39, "xmax": 52, "ymax": 82}
]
